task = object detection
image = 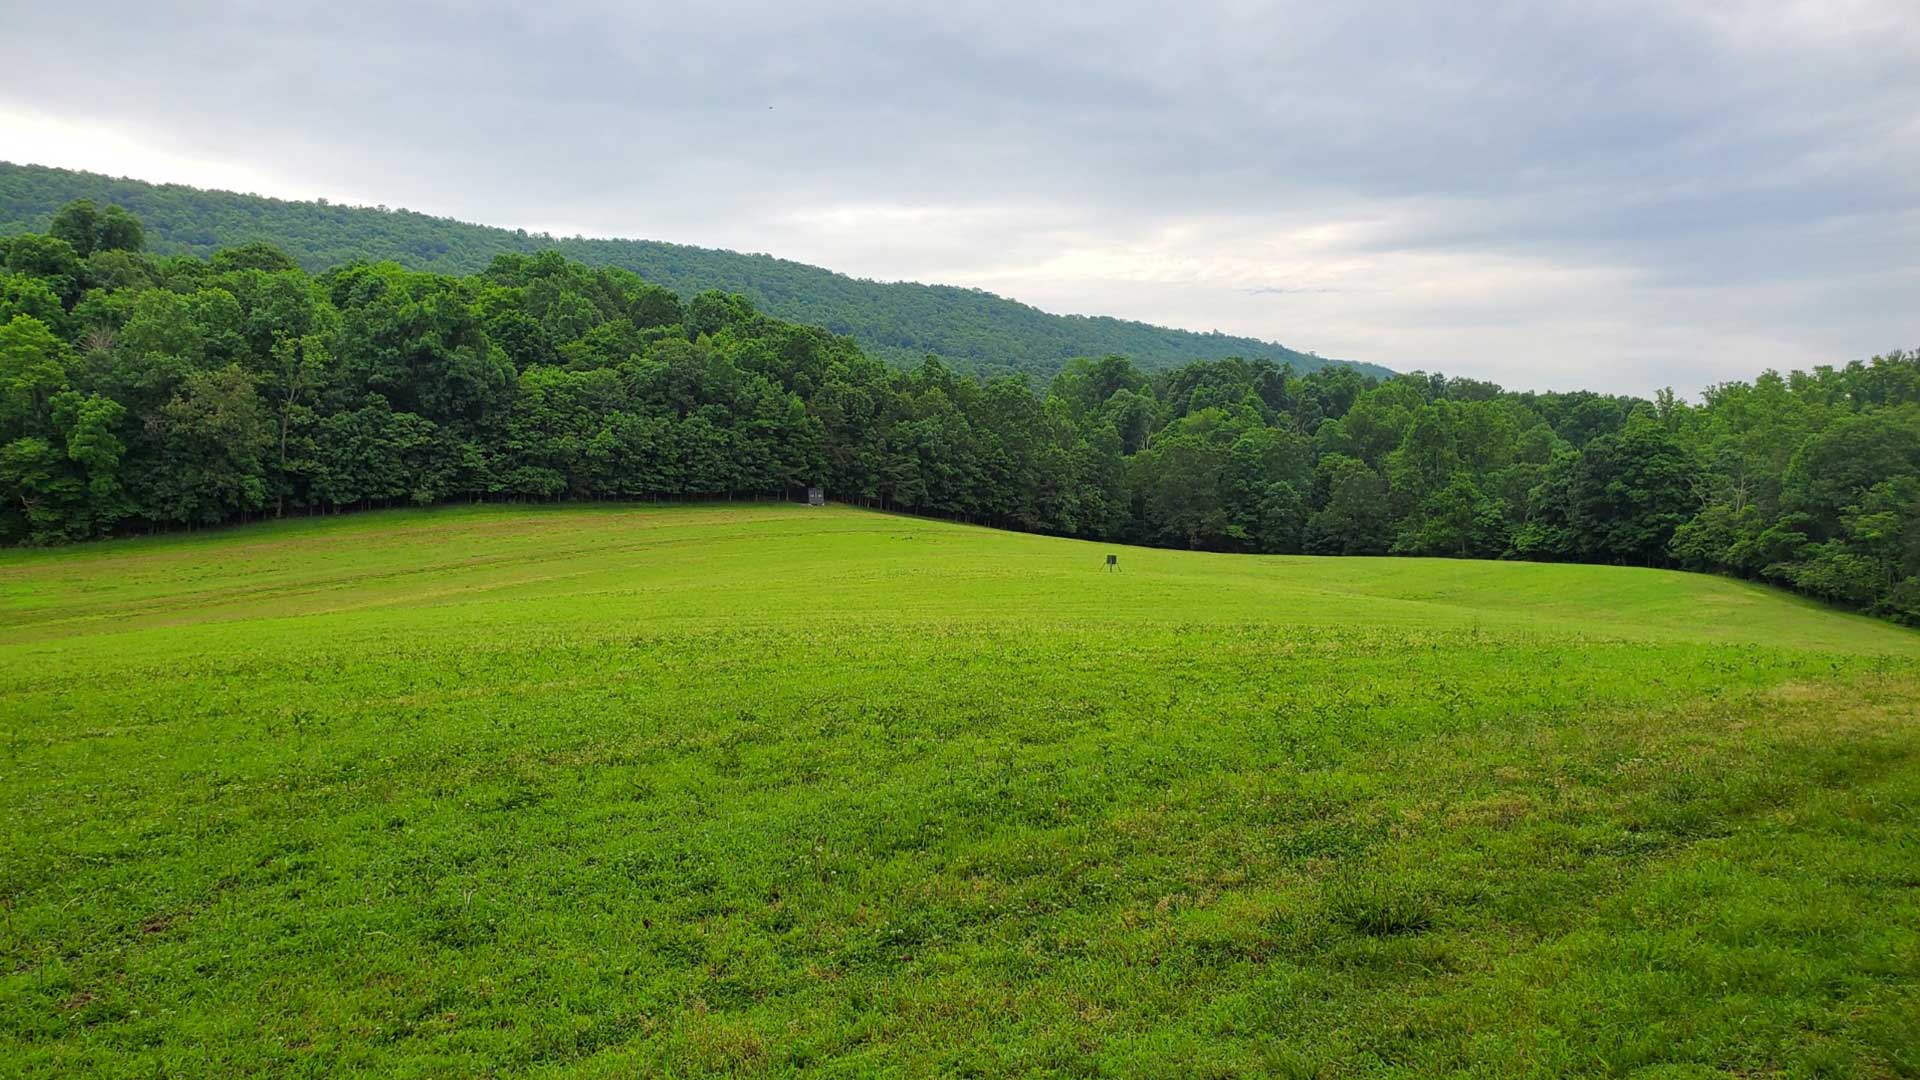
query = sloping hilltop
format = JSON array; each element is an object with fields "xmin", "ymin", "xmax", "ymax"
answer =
[{"xmin": 2, "ymin": 504, "xmax": 1917, "ymax": 1076}]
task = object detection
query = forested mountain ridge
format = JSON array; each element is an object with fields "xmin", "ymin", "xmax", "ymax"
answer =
[{"xmin": 0, "ymin": 161, "xmax": 1388, "ymax": 381}]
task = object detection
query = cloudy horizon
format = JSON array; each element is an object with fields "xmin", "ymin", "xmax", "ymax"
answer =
[{"xmin": 3, "ymin": 0, "xmax": 1916, "ymax": 396}]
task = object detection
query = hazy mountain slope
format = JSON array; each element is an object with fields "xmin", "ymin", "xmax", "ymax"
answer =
[{"xmin": 0, "ymin": 161, "xmax": 1390, "ymax": 380}]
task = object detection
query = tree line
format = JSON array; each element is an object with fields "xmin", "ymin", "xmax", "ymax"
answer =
[{"xmin": 4, "ymin": 201, "xmax": 1917, "ymax": 624}]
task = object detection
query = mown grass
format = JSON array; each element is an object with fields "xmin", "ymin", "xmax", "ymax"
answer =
[{"xmin": 2, "ymin": 503, "xmax": 1917, "ymax": 1077}]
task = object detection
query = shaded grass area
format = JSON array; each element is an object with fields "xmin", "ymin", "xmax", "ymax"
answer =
[{"xmin": 2, "ymin": 504, "xmax": 1917, "ymax": 1076}]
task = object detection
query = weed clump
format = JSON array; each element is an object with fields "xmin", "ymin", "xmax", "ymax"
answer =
[{"xmin": 1327, "ymin": 877, "xmax": 1436, "ymax": 937}]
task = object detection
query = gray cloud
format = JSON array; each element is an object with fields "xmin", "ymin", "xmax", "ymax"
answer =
[{"xmin": 2, "ymin": 0, "xmax": 1915, "ymax": 393}]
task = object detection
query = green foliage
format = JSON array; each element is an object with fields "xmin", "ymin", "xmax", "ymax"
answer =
[
  {"xmin": 1393, "ymin": 473, "xmax": 1508, "ymax": 557},
  {"xmin": 48, "ymin": 198, "xmax": 143, "ymax": 258},
  {"xmin": 0, "ymin": 316, "xmax": 126, "ymax": 542},
  {"xmin": 0, "ymin": 272, "xmax": 69, "ymax": 336},
  {"xmin": 152, "ymin": 364, "xmax": 273, "ymax": 524},
  {"xmin": 1306, "ymin": 454, "xmax": 1392, "ymax": 554},
  {"xmin": 1522, "ymin": 424, "xmax": 1701, "ymax": 566},
  {"xmin": 2, "ymin": 232, "xmax": 83, "ymax": 306}
]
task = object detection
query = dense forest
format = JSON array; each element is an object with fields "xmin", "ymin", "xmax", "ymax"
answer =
[
  {"xmin": 0, "ymin": 162, "xmax": 1388, "ymax": 382},
  {"xmin": 3, "ymin": 201, "xmax": 1916, "ymax": 623}
]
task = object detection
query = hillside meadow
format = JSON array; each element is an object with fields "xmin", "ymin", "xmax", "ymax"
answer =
[{"xmin": 2, "ymin": 504, "xmax": 1918, "ymax": 1077}]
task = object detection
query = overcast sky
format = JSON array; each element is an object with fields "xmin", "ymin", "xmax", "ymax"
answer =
[{"xmin": 3, "ymin": 1, "xmax": 1916, "ymax": 395}]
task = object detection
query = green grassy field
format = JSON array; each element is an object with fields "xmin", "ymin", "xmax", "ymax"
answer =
[{"xmin": 3, "ymin": 504, "xmax": 1918, "ymax": 1078}]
